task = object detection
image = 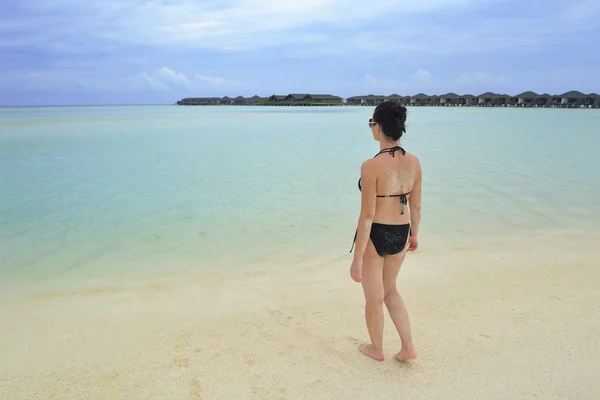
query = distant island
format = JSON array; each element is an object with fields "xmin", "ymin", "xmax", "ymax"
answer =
[{"xmin": 176, "ymin": 91, "xmax": 599, "ymax": 108}]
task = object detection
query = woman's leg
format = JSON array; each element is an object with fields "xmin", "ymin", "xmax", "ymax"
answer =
[
  {"xmin": 383, "ymin": 248, "xmax": 417, "ymax": 360},
  {"xmin": 359, "ymin": 241, "xmax": 385, "ymax": 361}
]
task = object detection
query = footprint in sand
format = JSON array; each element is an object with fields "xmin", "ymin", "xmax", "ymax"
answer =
[
  {"xmin": 174, "ymin": 331, "xmax": 192, "ymax": 352},
  {"xmin": 269, "ymin": 309, "xmax": 294, "ymax": 327},
  {"xmin": 103, "ymin": 371, "xmax": 121, "ymax": 381},
  {"xmin": 189, "ymin": 378, "xmax": 203, "ymax": 400},
  {"xmin": 173, "ymin": 357, "xmax": 190, "ymax": 368},
  {"xmin": 252, "ymin": 384, "xmax": 286, "ymax": 399},
  {"xmin": 172, "ymin": 331, "xmax": 192, "ymax": 368},
  {"xmin": 345, "ymin": 335, "xmax": 361, "ymax": 344},
  {"xmin": 241, "ymin": 353, "xmax": 257, "ymax": 366}
]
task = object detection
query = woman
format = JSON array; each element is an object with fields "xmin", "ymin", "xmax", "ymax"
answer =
[{"xmin": 349, "ymin": 100, "xmax": 422, "ymax": 362}]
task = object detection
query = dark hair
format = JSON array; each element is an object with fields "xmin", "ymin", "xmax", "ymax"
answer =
[{"xmin": 372, "ymin": 100, "xmax": 407, "ymax": 141}]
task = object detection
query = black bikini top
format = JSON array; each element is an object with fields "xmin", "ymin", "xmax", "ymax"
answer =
[{"xmin": 357, "ymin": 146, "xmax": 410, "ymax": 214}]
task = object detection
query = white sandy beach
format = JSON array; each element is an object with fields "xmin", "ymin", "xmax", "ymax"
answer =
[{"xmin": 1, "ymin": 228, "xmax": 599, "ymax": 400}]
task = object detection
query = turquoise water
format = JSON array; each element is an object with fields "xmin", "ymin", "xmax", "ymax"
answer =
[{"xmin": 1, "ymin": 106, "xmax": 599, "ymax": 293}]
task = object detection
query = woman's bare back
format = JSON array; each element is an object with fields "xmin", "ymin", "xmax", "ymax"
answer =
[{"xmin": 372, "ymin": 148, "xmax": 421, "ymax": 225}]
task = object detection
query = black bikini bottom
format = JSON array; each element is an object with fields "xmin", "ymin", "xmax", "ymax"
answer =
[{"xmin": 369, "ymin": 223, "xmax": 411, "ymax": 257}]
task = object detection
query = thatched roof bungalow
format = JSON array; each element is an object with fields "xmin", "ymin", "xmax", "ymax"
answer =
[
  {"xmin": 401, "ymin": 95, "xmax": 412, "ymax": 104},
  {"xmin": 176, "ymin": 97, "xmax": 222, "ymax": 105},
  {"xmin": 560, "ymin": 90, "xmax": 600, "ymax": 107},
  {"xmin": 249, "ymin": 95, "xmax": 266, "ymax": 104},
  {"xmin": 386, "ymin": 94, "xmax": 403, "ymax": 101},
  {"xmin": 389, "ymin": 91, "xmax": 599, "ymax": 108},
  {"xmin": 300, "ymin": 94, "xmax": 342, "ymax": 104},
  {"xmin": 476, "ymin": 92, "xmax": 501, "ymax": 105},
  {"xmin": 345, "ymin": 95, "xmax": 362, "ymax": 105},
  {"xmin": 582, "ymin": 92, "xmax": 599, "ymax": 107},
  {"xmin": 176, "ymin": 95, "xmax": 267, "ymax": 105},
  {"xmin": 346, "ymin": 95, "xmax": 387, "ymax": 106},
  {"xmin": 264, "ymin": 93, "xmax": 342, "ymax": 105},
  {"xmin": 410, "ymin": 93, "xmax": 430, "ymax": 105},
  {"xmin": 560, "ymin": 91, "xmax": 586, "ymax": 107},
  {"xmin": 429, "ymin": 95, "xmax": 441, "ymax": 106},
  {"xmin": 438, "ymin": 93, "xmax": 462, "ymax": 105},
  {"xmin": 515, "ymin": 91, "xmax": 540, "ymax": 106},
  {"xmin": 233, "ymin": 96, "xmax": 247, "ymax": 105},
  {"xmin": 464, "ymin": 94, "xmax": 477, "ymax": 105},
  {"xmin": 536, "ymin": 93, "xmax": 552, "ymax": 106},
  {"xmin": 493, "ymin": 94, "xmax": 514, "ymax": 106},
  {"xmin": 545, "ymin": 95, "xmax": 562, "ymax": 107},
  {"xmin": 267, "ymin": 95, "xmax": 289, "ymax": 103}
]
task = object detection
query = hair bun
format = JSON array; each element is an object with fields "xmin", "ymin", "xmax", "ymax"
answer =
[
  {"xmin": 393, "ymin": 103, "xmax": 406, "ymax": 124},
  {"xmin": 393, "ymin": 103, "xmax": 407, "ymax": 119},
  {"xmin": 393, "ymin": 103, "xmax": 407, "ymax": 133}
]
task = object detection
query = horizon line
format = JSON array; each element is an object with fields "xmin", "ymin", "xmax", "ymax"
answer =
[{"xmin": 0, "ymin": 103, "xmax": 173, "ymax": 108}]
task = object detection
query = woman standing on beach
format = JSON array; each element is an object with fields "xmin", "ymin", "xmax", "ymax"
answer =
[{"xmin": 349, "ymin": 100, "xmax": 422, "ymax": 362}]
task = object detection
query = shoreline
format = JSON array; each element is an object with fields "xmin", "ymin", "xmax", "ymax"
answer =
[
  {"xmin": 0, "ymin": 225, "xmax": 594, "ymax": 302},
  {"xmin": 1, "ymin": 228, "xmax": 599, "ymax": 399}
]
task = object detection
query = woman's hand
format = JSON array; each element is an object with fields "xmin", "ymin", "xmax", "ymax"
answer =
[
  {"xmin": 350, "ymin": 258, "xmax": 363, "ymax": 283},
  {"xmin": 408, "ymin": 236, "xmax": 418, "ymax": 252}
]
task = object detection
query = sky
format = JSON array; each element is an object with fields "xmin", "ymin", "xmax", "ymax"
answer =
[{"xmin": 1, "ymin": 0, "xmax": 599, "ymax": 106}]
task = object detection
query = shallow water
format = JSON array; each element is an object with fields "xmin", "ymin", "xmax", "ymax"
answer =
[{"xmin": 1, "ymin": 105, "xmax": 599, "ymax": 294}]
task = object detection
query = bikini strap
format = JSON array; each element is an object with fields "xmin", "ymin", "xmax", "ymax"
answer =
[{"xmin": 374, "ymin": 146, "xmax": 405, "ymax": 158}]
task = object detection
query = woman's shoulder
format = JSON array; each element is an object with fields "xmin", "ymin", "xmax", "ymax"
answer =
[
  {"xmin": 404, "ymin": 151, "xmax": 422, "ymax": 177},
  {"xmin": 403, "ymin": 150, "xmax": 421, "ymax": 165},
  {"xmin": 360, "ymin": 157, "xmax": 378, "ymax": 172}
]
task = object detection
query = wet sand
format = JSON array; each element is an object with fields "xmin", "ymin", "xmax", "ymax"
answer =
[{"xmin": 1, "ymin": 229, "xmax": 599, "ymax": 400}]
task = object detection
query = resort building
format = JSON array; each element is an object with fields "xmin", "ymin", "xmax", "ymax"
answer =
[{"xmin": 176, "ymin": 91, "xmax": 600, "ymax": 108}]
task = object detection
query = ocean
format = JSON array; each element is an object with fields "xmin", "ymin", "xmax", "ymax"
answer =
[{"xmin": 1, "ymin": 105, "xmax": 599, "ymax": 297}]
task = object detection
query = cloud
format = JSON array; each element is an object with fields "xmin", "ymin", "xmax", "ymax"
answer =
[
  {"xmin": 155, "ymin": 67, "xmax": 191, "ymax": 87},
  {"xmin": 359, "ymin": 73, "xmax": 398, "ymax": 93},
  {"xmin": 412, "ymin": 70, "xmax": 434, "ymax": 85},
  {"xmin": 3, "ymin": 0, "xmax": 596, "ymax": 62},
  {"xmin": 341, "ymin": 69, "xmax": 439, "ymax": 96},
  {"xmin": 125, "ymin": 72, "xmax": 171, "ymax": 91},
  {"xmin": 2, "ymin": 0, "xmax": 599, "ymax": 105},
  {"xmin": 125, "ymin": 67, "xmax": 241, "ymax": 91},
  {"xmin": 0, "ymin": 66, "xmax": 240, "ymax": 93},
  {"xmin": 0, "ymin": 69, "xmax": 115, "ymax": 92},
  {"xmin": 194, "ymin": 74, "xmax": 238, "ymax": 87},
  {"xmin": 110, "ymin": 0, "xmax": 484, "ymax": 50},
  {"xmin": 1, "ymin": 0, "xmax": 499, "ymax": 53},
  {"xmin": 339, "ymin": 69, "xmax": 511, "ymax": 96}
]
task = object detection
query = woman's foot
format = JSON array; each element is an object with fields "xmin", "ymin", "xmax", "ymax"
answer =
[
  {"xmin": 359, "ymin": 343, "xmax": 384, "ymax": 361},
  {"xmin": 394, "ymin": 348, "xmax": 417, "ymax": 361}
]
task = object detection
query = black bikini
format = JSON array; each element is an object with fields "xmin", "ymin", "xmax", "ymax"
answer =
[{"xmin": 350, "ymin": 146, "xmax": 411, "ymax": 257}]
